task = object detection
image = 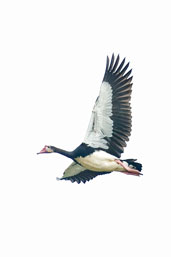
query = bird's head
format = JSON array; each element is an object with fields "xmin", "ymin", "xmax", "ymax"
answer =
[{"xmin": 37, "ymin": 145, "xmax": 54, "ymax": 154}]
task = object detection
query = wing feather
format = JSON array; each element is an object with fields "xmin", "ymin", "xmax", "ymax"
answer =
[
  {"xmin": 58, "ymin": 162, "xmax": 111, "ymax": 184},
  {"xmin": 115, "ymin": 58, "xmax": 125, "ymax": 73},
  {"xmin": 108, "ymin": 53, "xmax": 115, "ymax": 71},
  {"xmin": 111, "ymin": 54, "xmax": 120, "ymax": 73},
  {"xmin": 84, "ymin": 54, "xmax": 132, "ymax": 157}
]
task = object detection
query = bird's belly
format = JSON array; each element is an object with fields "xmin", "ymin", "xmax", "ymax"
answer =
[{"xmin": 75, "ymin": 150, "xmax": 124, "ymax": 172}]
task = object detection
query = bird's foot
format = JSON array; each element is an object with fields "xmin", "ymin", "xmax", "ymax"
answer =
[{"xmin": 115, "ymin": 159, "xmax": 141, "ymax": 176}]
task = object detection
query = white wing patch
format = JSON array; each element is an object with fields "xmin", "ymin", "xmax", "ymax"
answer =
[{"xmin": 84, "ymin": 82, "xmax": 113, "ymax": 149}]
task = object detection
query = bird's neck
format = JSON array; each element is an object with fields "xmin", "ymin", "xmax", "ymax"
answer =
[{"xmin": 52, "ymin": 146, "xmax": 73, "ymax": 159}]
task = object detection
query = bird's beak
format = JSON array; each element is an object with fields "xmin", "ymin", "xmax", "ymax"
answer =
[{"xmin": 37, "ymin": 146, "xmax": 47, "ymax": 154}]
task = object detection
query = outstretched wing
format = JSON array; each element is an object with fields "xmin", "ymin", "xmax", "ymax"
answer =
[
  {"xmin": 84, "ymin": 54, "xmax": 132, "ymax": 158},
  {"xmin": 58, "ymin": 162, "xmax": 111, "ymax": 184}
]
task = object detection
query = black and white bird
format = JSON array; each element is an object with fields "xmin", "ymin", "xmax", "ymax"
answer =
[{"xmin": 38, "ymin": 54, "xmax": 142, "ymax": 183}]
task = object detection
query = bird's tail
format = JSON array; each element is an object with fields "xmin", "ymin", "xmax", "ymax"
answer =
[{"xmin": 121, "ymin": 159, "xmax": 143, "ymax": 176}]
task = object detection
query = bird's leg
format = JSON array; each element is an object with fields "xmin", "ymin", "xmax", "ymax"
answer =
[{"xmin": 115, "ymin": 159, "xmax": 140, "ymax": 175}]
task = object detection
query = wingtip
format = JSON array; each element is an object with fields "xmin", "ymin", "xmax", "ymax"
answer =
[
  {"xmin": 116, "ymin": 54, "xmax": 120, "ymax": 62},
  {"xmin": 105, "ymin": 55, "xmax": 110, "ymax": 71},
  {"xmin": 56, "ymin": 177, "xmax": 61, "ymax": 181}
]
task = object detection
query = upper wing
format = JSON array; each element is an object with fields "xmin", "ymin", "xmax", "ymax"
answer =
[
  {"xmin": 58, "ymin": 162, "xmax": 111, "ymax": 184},
  {"xmin": 84, "ymin": 54, "xmax": 132, "ymax": 158}
]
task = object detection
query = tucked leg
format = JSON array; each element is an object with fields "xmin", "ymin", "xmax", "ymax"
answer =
[{"xmin": 115, "ymin": 159, "xmax": 141, "ymax": 176}]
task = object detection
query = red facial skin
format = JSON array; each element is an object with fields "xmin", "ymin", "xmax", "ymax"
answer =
[{"xmin": 37, "ymin": 145, "xmax": 48, "ymax": 154}]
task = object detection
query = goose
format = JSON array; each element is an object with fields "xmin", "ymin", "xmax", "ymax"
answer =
[{"xmin": 38, "ymin": 53, "xmax": 142, "ymax": 183}]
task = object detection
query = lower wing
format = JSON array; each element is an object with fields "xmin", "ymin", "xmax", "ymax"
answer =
[{"xmin": 57, "ymin": 161, "xmax": 111, "ymax": 184}]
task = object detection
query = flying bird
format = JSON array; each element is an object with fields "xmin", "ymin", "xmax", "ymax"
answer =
[{"xmin": 38, "ymin": 54, "xmax": 142, "ymax": 183}]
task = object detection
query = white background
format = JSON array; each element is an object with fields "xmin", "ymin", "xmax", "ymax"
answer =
[{"xmin": 0, "ymin": 0, "xmax": 171, "ymax": 256}]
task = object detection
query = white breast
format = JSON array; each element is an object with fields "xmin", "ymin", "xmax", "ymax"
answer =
[{"xmin": 75, "ymin": 150, "xmax": 124, "ymax": 172}]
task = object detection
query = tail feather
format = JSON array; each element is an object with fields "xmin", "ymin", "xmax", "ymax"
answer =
[
  {"xmin": 122, "ymin": 159, "xmax": 142, "ymax": 171},
  {"xmin": 121, "ymin": 159, "xmax": 143, "ymax": 176}
]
